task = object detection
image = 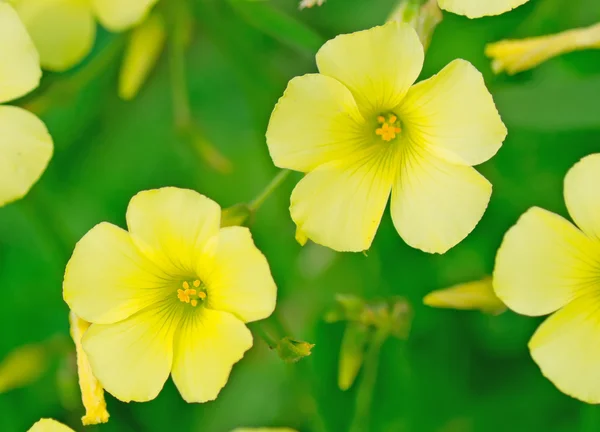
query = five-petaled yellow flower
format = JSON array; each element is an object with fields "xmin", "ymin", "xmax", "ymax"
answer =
[
  {"xmin": 63, "ymin": 187, "xmax": 277, "ymax": 403},
  {"xmin": 494, "ymin": 154, "xmax": 600, "ymax": 403},
  {"xmin": 267, "ymin": 22, "xmax": 506, "ymax": 254},
  {"xmin": 0, "ymin": 2, "xmax": 53, "ymax": 208},
  {"xmin": 438, "ymin": 0, "xmax": 530, "ymax": 18},
  {"xmin": 14, "ymin": 0, "xmax": 159, "ymax": 71}
]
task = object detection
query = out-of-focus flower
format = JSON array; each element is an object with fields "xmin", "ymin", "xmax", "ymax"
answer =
[
  {"xmin": 486, "ymin": 23, "xmax": 600, "ymax": 75},
  {"xmin": 63, "ymin": 187, "xmax": 277, "ymax": 403},
  {"xmin": 424, "ymin": 276, "xmax": 506, "ymax": 315},
  {"xmin": 299, "ymin": 0, "xmax": 325, "ymax": 9},
  {"xmin": 28, "ymin": 419, "xmax": 74, "ymax": 432},
  {"xmin": 14, "ymin": 0, "xmax": 160, "ymax": 71},
  {"xmin": 438, "ymin": 0, "xmax": 530, "ymax": 18},
  {"xmin": 0, "ymin": 344, "xmax": 48, "ymax": 393},
  {"xmin": 388, "ymin": 0, "xmax": 442, "ymax": 50},
  {"xmin": 69, "ymin": 312, "xmax": 109, "ymax": 425},
  {"xmin": 0, "ymin": 3, "xmax": 53, "ymax": 207},
  {"xmin": 118, "ymin": 12, "xmax": 166, "ymax": 100},
  {"xmin": 494, "ymin": 154, "xmax": 600, "ymax": 403},
  {"xmin": 266, "ymin": 22, "xmax": 506, "ymax": 254}
]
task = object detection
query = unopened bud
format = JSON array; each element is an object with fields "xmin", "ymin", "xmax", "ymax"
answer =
[{"xmin": 276, "ymin": 337, "xmax": 315, "ymax": 363}]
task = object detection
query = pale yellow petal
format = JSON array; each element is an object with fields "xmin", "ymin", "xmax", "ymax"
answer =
[
  {"xmin": 290, "ymin": 147, "xmax": 395, "ymax": 252},
  {"xmin": 28, "ymin": 419, "xmax": 74, "ymax": 432},
  {"xmin": 92, "ymin": 0, "xmax": 159, "ymax": 32},
  {"xmin": 0, "ymin": 2, "xmax": 41, "ymax": 103},
  {"xmin": 494, "ymin": 207, "xmax": 600, "ymax": 316},
  {"xmin": 564, "ymin": 153, "xmax": 600, "ymax": 241},
  {"xmin": 485, "ymin": 23, "xmax": 600, "ymax": 75},
  {"xmin": 69, "ymin": 312, "xmax": 109, "ymax": 426},
  {"xmin": 266, "ymin": 74, "xmax": 366, "ymax": 172},
  {"xmin": 15, "ymin": 0, "xmax": 95, "ymax": 72},
  {"xmin": 118, "ymin": 13, "xmax": 166, "ymax": 100},
  {"xmin": 316, "ymin": 21, "xmax": 424, "ymax": 117},
  {"xmin": 83, "ymin": 304, "xmax": 180, "ymax": 402},
  {"xmin": 390, "ymin": 148, "xmax": 491, "ymax": 254},
  {"xmin": 172, "ymin": 308, "xmax": 252, "ymax": 403},
  {"xmin": 423, "ymin": 276, "xmax": 506, "ymax": 314},
  {"xmin": 126, "ymin": 187, "xmax": 221, "ymax": 275},
  {"xmin": 529, "ymin": 292, "xmax": 600, "ymax": 403},
  {"xmin": 64, "ymin": 222, "xmax": 169, "ymax": 324},
  {"xmin": 0, "ymin": 106, "xmax": 53, "ymax": 207},
  {"xmin": 438, "ymin": 0, "xmax": 530, "ymax": 18},
  {"xmin": 397, "ymin": 59, "xmax": 506, "ymax": 166},
  {"xmin": 203, "ymin": 227, "xmax": 277, "ymax": 323}
]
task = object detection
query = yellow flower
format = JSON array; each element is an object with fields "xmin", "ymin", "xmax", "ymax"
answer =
[
  {"xmin": 28, "ymin": 419, "xmax": 74, "ymax": 432},
  {"xmin": 63, "ymin": 187, "xmax": 277, "ymax": 403},
  {"xmin": 266, "ymin": 22, "xmax": 506, "ymax": 254},
  {"xmin": 69, "ymin": 312, "xmax": 109, "ymax": 425},
  {"xmin": 438, "ymin": 0, "xmax": 530, "ymax": 18},
  {"xmin": 14, "ymin": 0, "xmax": 159, "ymax": 71},
  {"xmin": 423, "ymin": 276, "xmax": 506, "ymax": 315},
  {"xmin": 494, "ymin": 154, "xmax": 600, "ymax": 403},
  {"xmin": 0, "ymin": 2, "xmax": 53, "ymax": 207},
  {"xmin": 486, "ymin": 23, "xmax": 600, "ymax": 75}
]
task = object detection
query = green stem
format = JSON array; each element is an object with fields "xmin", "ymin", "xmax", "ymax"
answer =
[
  {"xmin": 248, "ymin": 322, "xmax": 278, "ymax": 349},
  {"xmin": 248, "ymin": 169, "xmax": 291, "ymax": 212},
  {"xmin": 349, "ymin": 328, "xmax": 388, "ymax": 432}
]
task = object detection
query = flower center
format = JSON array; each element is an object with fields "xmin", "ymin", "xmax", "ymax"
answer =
[
  {"xmin": 375, "ymin": 113, "xmax": 401, "ymax": 142},
  {"xmin": 177, "ymin": 279, "xmax": 207, "ymax": 307}
]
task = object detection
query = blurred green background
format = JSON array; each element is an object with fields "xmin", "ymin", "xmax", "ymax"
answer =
[{"xmin": 2, "ymin": 0, "xmax": 600, "ymax": 430}]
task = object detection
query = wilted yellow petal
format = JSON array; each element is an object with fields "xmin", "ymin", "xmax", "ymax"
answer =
[
  {"xmin": 424, "ymin": 277, "xmax": 506, "ymax": 314},
  {"xmin": 564, "ymin": 153, "xmax": 600, "ymax": 241},
  {"xmin": 172, "ymin": 308, "xmax": 252, "ymax": 403},
  {"xmin": 118, "ymin": 13, "xmax": 166, "ymax": 100},
  {"xmin": 438, "ymin": 0, "xmax": 529, "ymax": 18},
  {"xmin": 485, "ymin": 23, "xmax": 600, "ymax": 75},
  {"xmin": 0, "ymin": 2, "xmax": 41, "ymax": 103},
  {"xmin": 91, "ymin": 0, "xmax": 159, "ymax": 32},
  {"xmin": 0, "ymin": 106, "xmax": 53, "ymax": 207},
  {"xmin": 0, "ymin": 344, "xmax": 47, "ymax": 393},
  {"xmin": 529, "ymin": 292, "xmax": 600, "ymax": 403},
  {"xmin": 28, "ymin": 419, "xmax": 74, "ymax": 432},
  {"xmin": 69, "ymin": 312, "xmax": 109, "ymax": 426},
  {"xmin": 15, "ymin": 0, "xmax": 95, "ymax": 72}
]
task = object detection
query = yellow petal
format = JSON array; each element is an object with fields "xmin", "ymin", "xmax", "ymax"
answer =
[
  {"xmin": 204, "ymin": 227, "xmax": 277, "ymax": 323},
  {"xmin": 69, "ymin": 312, "xmax": 109, "ymax": 426},
  {"xmin": 118, "ymin": 13, "xmax": 166, "ymax": 100},
  {"xmin": 290, "ymin": 147, "xmax": 395, "ymax": 252},
  {"xmin": 266, "ymin": 74, "xmax": 366, "ymax": 172},
  {"xmin": 15, "ymin": 0, "xmax": 95, "ymax": 72},
  {"xmin": 438, "ymin": 0, "xmax": 530, "ymax": 18},
  {"xmin": 316, "ymin": 21, "xmax": 424, "ymax": 117},
  {"xmin": 91, "ymin": 0, "xmax": 159, "ymax": 32},
  {"xmin": 172, "ymin": 308, "xmax": 252, "ymax": 403},
  {"xmin": 485, "ymin": 23, "xmax": 600, "ymax": 75},
  {"xmin": 398, "ymin": 59, "xmax": 506, "ymax": 166},
  {"xmin": 494, "ymin": 207, "xmax": 600, "ymax": 316},
  {"xmin": 28, "ymin": 419, "xmax": 74, "ymax": 432},
  {"xmin": 391, "ymin": 148, "xmax": 491, "ymax": 254},
  {"xmin": 126, "ymin": 187, "xmax": 221, "ymax": 275},
  {"xmin": 564, "ymin": 153, "xmax": 600, "ymax": 241},
  {"xmin": 423, "ymin": 276, "xmax": 506, "ymax": 314},
  {"xmin": 64, "ymin": 222, "xmax": 169, "ymax": 324},
  {"xmin": 0, "ymin": 106, "xmax": 53, "ymax": 207},
  {"xmin": 0, "ymin": 2, "xmax": 41, "ymax": 103},
  {"xmin": 83, "ymin": 304, "xmax": 180, "ymax": 402},
  {"xmin": 529, "ymin": 292, "xmax": 600, "ymax": 403}
]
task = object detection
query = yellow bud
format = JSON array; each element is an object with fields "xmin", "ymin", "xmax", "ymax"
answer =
[
  {"xmin": 221, "ymin": 203, "xmax": 253, "ymax": 228},
  {"xmin": 0, "ymin": 344, "xmax": 47, "ymax": 393},
  {"xmin": 295, "ymin": 227, "xmax": 308, "ymax": 246},
  {"xmin": 423, "ymin": 276, "xmax": 506, "ymax": 315},
  {"xmin": 69, "ymin": 312, "xmax": 109, "ymax": 426},
  {"xmin": 299, "ymin": 0, "xmax": 325, "ymax": 9},
  {"xmin": 118, "ymin": 13, "xmax": 167, "ymax": 100},
  {"xmin": 387, "ymin": 0, "xmax": 442, "ymax": 51},
  {"xmin": 276, "ymin": 337, "xmax": 315, "ymax": 363},
  {"xmin": 338, "ymin": 322, "xmax": 369, "ymax": 391}
]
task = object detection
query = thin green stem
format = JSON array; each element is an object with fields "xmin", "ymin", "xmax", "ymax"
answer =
[
  {"xmin": 248, "ymin": 322, "xmax": 278, "ymax": 350},
  {"xmin": 248, "ymin": 169, "xmax": 291, "ymax": 212},
  {"xmin": 349, "ymin": 328, "xmax": 389, "ymax": 432}
]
